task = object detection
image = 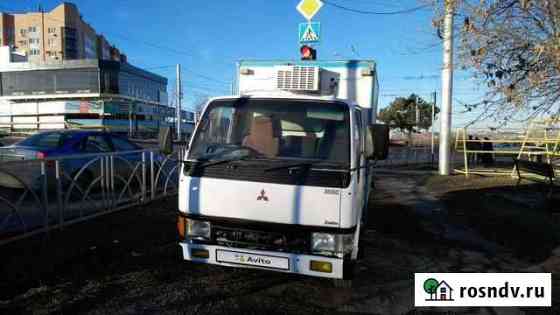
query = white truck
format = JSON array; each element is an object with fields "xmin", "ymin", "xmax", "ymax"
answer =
[{"xmin": 176, "ymin": 60, "xmax": 387, "ymax": 284}]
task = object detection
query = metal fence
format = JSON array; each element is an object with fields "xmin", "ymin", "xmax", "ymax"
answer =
[{"xmin": 0, "ymin": 148, "xmax": 185, "ymax": 246}]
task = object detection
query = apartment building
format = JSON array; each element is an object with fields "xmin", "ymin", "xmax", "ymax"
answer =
[
  {"xmin": 0, "ymin": 2, "xmax": 120, "ymax": 63},
  {"xmin": 0, "ymin": 3, "xmax": 197, "ymax": 137}
]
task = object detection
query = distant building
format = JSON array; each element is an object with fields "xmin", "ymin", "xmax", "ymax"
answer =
[
  {"xmin": 0, "ymin": 2, "xmax": 195, "ymax": 138},
  {"xmin": 0, "ymin": 2, "xmax": 122, "ymax": 63},
  {"xmin": 96, "ymin": 35, "xmax": 111, "ymax": 61},
  {"xmin": 0, "ymin": 59, "xmax": 182, "ymax": 135}
]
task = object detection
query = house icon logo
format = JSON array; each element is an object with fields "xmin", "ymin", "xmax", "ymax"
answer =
[{"xmin": 424, "ymin": 278, "xmax": 454, "ymax": 301}]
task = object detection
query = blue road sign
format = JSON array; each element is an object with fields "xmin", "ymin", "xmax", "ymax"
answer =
[{"xmin": 299, "ymin": 22, "xmax": 321, "ymax": 44}]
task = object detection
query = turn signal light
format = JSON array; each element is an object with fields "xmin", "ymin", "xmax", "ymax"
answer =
[
  {"xmin": 177, "ymin": 215, "xmax": 186, "ymax": 240},
  {"xmin": 191, "ymin": 248, "xmax": 209, "ymax": 259},
  {"xmin": 310, "ymin": 260, "xmax": 332, "ymax": 273}
]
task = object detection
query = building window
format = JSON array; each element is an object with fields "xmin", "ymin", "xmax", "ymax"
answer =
[
  {"xmin": 48, "ymin": 27, "xmax": 57, "ymax": 34},
  {"xmin": 48, "ymin": 38, "xmax": 56, "ymax": 47},
  {"xmin": 29, "ymin": 49, "xmax": 40, "ymax": 56},
  {"xmin": 29, "ymin": 38, "xmax": 40, "ymax": 44},
  {"xmin": 20, "ymin": 29, "xmax": 27, "ymax": 36},
  {"xmin": 5, "ymin": 27, "xmax": 14, "ymax": 45},
  {"xmin": 28, "ymin": 26, "xmax": 37, "ymax": 33}
]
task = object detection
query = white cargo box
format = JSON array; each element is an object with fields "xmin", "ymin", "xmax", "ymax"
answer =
[{"xmin": 237, "ymin": 60, "xmax": 379, "ymax": 123}]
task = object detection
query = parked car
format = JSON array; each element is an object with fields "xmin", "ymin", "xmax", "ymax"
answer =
[{"xmin": 0, "ymin": 130, "xmax": 161, "ymax": 191}]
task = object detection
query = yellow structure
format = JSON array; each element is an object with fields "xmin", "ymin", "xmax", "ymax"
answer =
[{"xmin": 454, "ymin": 118, "xmax": 560, "ymax": 177}]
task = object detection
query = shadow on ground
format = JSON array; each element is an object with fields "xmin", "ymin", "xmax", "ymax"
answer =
[{"xmin": 441, "ymin": 183, "xmax": 560, "ymax": 262}]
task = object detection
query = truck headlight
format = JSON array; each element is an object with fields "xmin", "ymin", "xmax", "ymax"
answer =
[
  {"xmin": 311, "ymin": 233, "xmax": 354, "ymax": 256},
  {"xmin": 311, "ymin": 233, "xmax": 336, "ymax": 253},
  {"xmin": 186, "ymin": 219, "xmax": 211, "ymax": 240}
]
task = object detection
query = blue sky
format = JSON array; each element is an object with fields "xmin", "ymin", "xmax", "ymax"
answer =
[{"xmin": 5, "ymin": 0, "xmax": 486, "ymax": 128}]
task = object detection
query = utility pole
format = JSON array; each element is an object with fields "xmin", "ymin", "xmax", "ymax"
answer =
[
  {"xmin": 40, "ymin": 5, "xmax": 46, "ymax": 63},
  {"xmin": 415, "ymin": 95, "xmax": 420, "ymax": 128},
  {"xmin": 439, "ymin": 0, "xmax": 454, "ymax": 175},
  {"xmin": 431, "ymin": 91, "xmax": 437, "ymax": 166},
  {"xmin": 176, "ymin": 64, "xmax": 182, "ymax": 141}
]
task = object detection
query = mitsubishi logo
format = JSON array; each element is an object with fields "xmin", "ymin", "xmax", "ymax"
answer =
[{"xmin": 257, "ymin": 189, "xmax": 269, "ymax": 201}]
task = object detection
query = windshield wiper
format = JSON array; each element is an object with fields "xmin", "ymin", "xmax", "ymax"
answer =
[
  {"xmin": 192, "ymin": 155, "xmax": 252, "ymax": 169},
  {"xmin": 264, "ymin": 161, "xmax": 351, "ymax": 173},
  {"xmin": 264, "ymin": 162, "xmax": 316, "ymax": 172}
]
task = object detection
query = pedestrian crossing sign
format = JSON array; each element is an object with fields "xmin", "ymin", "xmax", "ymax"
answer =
[{"xmin": 299, "ymin": 22, "xmax": 321, "ymax": 44}]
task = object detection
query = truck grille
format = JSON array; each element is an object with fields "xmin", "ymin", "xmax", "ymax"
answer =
[{"xmin": 213, "ymin": 225, "xmax": 310, "ymax": 253}]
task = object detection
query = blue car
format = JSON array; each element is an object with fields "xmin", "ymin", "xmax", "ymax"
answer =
[
  {"xmin": 0, "ymin": 130, "xmax": 152, "ymax": 190},
  {"xmin": 0, "ymin": 130, "xmax": 140, "ymax": 160}
]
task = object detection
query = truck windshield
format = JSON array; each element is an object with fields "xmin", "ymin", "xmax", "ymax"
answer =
[{"xmin": 189, "ymin": 98, "xmax": 350, "ymax": 164}]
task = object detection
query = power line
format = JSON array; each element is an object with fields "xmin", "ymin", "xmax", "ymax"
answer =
[
  {"xmin": 184, "ymin": 82, "xmax": 229, "ymax": 93},
  {"xmin": 189, "ymin": 71, "xmax": 231, "ymax": 86},
  {"xmin": 144, "ymin": 65, "xmax": 231, "ymax": 86},
  {"xmin": 108, "ymin": 33, "xmax": 196, "ymax": 57},
  {"xmin": 322, "ymin": 0, "xmax": 430, "ymax": 15},
  {"xmin": 0, "ymin": 4, "xmax": 234, "ymax": 63},
  {"xmin": 0, "ymin": 4, "xmax": 234, "ymax": 91}
]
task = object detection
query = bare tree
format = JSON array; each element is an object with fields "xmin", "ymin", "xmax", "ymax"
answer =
[{"xmin": 432, "ymin": 0, "xmax": 560, "ymax": 125}]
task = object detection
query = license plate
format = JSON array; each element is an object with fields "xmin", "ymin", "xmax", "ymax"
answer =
[{"xmin": 216, "ymin": 249, "xmax": 290, "ymax": 270}]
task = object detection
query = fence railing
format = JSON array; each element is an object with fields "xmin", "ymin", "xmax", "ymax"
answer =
[
  {"xmin": 0, "ymin": 148, "xmax": 185, "ymax": 246},
  {"xmin": 372, "ymin": 146, "xmax": 438, "ymax": 168}
]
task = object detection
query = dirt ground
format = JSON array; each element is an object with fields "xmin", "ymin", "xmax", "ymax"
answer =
[{"xmin": 1, "ymin": 169, "xmax": 559, "ymax": 315}]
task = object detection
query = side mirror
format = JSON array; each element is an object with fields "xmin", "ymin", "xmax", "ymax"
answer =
[
  {"xmin": 158, "ymin": 126, "xmax": 174, "ymax": 155},
  {"xmin": 368, "ymin": 124, "xmax": 390, "ymax": 160}
]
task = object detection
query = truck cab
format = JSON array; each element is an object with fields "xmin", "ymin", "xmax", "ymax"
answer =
[{"xmin": 177, "ymin": 60, "xmax": 383, "ymax": 280}]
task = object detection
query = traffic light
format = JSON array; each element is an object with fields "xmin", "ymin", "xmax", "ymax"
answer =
[{"xmin": 300, "ymin": 45, "xmax": 316, "ymax": 61}]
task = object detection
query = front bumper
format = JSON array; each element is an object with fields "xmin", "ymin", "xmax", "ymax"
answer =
[{"xmin": 179, "ymin": 242, "xmax": 345, "ymax": 279}]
